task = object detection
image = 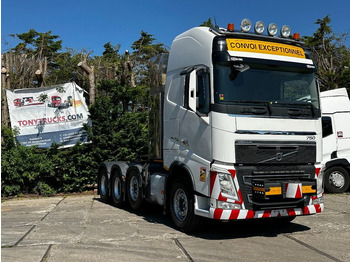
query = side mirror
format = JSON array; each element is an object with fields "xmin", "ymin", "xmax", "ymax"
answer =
[{"xmin": 182, "ymin": 66, "xmax": 210, "ymax": 116}]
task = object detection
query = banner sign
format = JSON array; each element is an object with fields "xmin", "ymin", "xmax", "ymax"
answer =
[
  {"xmin": 6, "ymin": 82, "xmax": 91, "ymax": 148},
  {"xmin": 226, "ymin": 39, "xmax": 306, "ymax": 59}
]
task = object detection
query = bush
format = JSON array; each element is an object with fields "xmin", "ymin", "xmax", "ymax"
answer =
[
  {"xmin": 1, "ymin": 81, "xmax": 149, "ymax": 197},
  {"xmin": 34, "ymin": 182, "xmax": 56, "ymax": 197},
  {"xmin": 1, "ymin": 126, "xmax": 98, "ymax": 196}
]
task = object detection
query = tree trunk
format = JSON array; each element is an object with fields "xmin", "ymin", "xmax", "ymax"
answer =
[
  {"xmin": 1, "ymin": 65, "xmax": 9, "ymax": 126},
  {"xmin": 78, "ymin": 61, "xmax": 95, "ymax": 105},
  {"xmin": 35, "ymin": 69, "xmax": 43, "ymax": 86},
  {"xmin": 36, "ymin": 57, "xmax": 47, "ymax": 87},
  {"xmin": 5, "ymin": 52, "xmax": 11, "ymax": 90},
  {"xmin": 125, "ymin": 52, "xmax": 136, "ymax": 87}
]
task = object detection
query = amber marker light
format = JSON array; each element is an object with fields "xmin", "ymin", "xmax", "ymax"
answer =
[
  {"xmin": 293, "ymin": 33, "xmax": 300, "ymax": 40},
  {"xmin": 227, "ymin": 23, "xmax": 234, "ymax": 32}
]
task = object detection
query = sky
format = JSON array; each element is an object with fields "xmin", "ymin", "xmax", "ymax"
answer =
[{"xmin": 1, "ymin": 0, "xmax": 350, "ymax": 56}]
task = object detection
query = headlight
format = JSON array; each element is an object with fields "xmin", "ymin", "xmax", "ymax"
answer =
[
  {"xmin": 268, "ymin": 23, "xmax": 278, "ymax": 36},
  {"xmin": 218, "ymin": 173, "xmax": 238, "ymax": 200},
  {"xmin": 281, "ymin": 25, "xmax": 291, "ymax": 38},
  {"xmin": 254, "ymin": 21, "xmax": 265, "ymax": 34},
  {"xmin": 317, "ymin": 167, "xmax": 324, "ymax": 195},
  {"xmin": 241, "ymin": 19, "xmax": 252, "ymax": 33}
]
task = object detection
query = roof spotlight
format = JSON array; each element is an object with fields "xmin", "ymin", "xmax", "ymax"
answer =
[
  {"xmin": 281, "ymin": 25, "xmax": 291, "ymax": 38},
  {"xmin": 254, "ymin": 21, "xmax": 265, "ymax": 34},
  {"xmin": 268, "ymin": 23, "xmax": 278, "ymax": 36},
  {"xmin": 241, "ymin": 19, "xmax": 252, "ymax": 33}
]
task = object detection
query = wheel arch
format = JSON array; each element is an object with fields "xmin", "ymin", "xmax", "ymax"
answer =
[
  {"xmin": 324, "ymin": 159, "xmax": 350, "ymax": 193},
  {"xmin": 98, "ymin": 162, "xmax": 112, "ymax": 195},
  {"xmin": 325, "ymin": 158, "xmax": 350, "ymax": 173},
  {"xmin": 165, "ymin": 161, "xmax": 195, "ymax": 209},
  {"xmin": 98, "ymin": 161, "xmax": 129, "ymax": 195},
  {"xmin": 110, "ymin": 162, "xmax": 129, "ymax": 199},
  {"xmin": 125, "ymin": 163, "xmax": 143, "ymax": 184}
]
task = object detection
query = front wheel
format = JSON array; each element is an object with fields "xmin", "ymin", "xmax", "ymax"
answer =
[
  {"xmin": 324, "ymin": 166, "xmax": 350, "ymax": 193},
  {"xmin": 170, "ymin": 180, "xmax": 198, "ymax": 232}
]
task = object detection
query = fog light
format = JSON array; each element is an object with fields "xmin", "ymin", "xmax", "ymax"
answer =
[{"xmin": 218, "ymin": 201, "xmax": 241, "ymax": 210}]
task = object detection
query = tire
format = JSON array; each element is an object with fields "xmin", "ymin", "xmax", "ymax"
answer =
[
  {"xmin": 99, "ymin": 170, "xmax": 110, "ymax": 203},
  {"xmin": 126, "ymin": 171, "xmax": 143, "ymax": 210},
  {"xmin": 111, "ymin": 172, "xmax": 124, "ymax": 208},
  {"xmin": 170, "ymin": 180, "xmax": 198, "ymax": 232},
  {"xmin": 324, "ymin": 166, "xmax": 350, "ymax": 193}
]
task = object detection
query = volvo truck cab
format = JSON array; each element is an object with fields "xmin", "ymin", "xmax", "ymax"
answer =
[{"xmin": 98, "ymin": 19, "xmax": 324, "ymax": 232}]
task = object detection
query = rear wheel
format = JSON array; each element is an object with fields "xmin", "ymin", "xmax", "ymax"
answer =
[
  {"xmin": 324, "ymin": 166, "xmax": 350, "ymax": 193},
  {"xmin": 126, "ymin": 171, "xmax": 143, "ymax": 210},
  {"xmin": 111, "ymin": 172, "xmax": 124, "ymax": 207},
  {"xmin": 170, "ymin": 180, "xmax": 198, "ymax": 232},
  {"xmin": 99, "ymin": 170, "xmax": 110, "ymax": 203}
]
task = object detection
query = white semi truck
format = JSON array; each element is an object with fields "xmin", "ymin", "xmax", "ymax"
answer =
[
  {"xmin": 321, "ymin": 88, "xmax": 350, "ymax": 193},
  {"xmin": 98, "ymin": 19, "xmax": 324, "ymax": 232}
]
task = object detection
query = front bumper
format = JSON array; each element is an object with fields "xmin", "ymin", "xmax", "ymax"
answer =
[{"xmin": 210, "ymin": 202, "xmax": 324, "ymax": 220}]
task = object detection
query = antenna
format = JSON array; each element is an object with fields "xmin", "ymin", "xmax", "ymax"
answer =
[{"xmin": 214, "ymin": 17, "xmax": 219, "ymax": 29}]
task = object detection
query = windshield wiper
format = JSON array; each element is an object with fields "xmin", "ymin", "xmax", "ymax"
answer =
[
  {"xmin": 225, "ymin": 101, "xmax": 271, "ymax": 115},
  {"xmin": 272, "ymin": 101, "xmax": 312, "ymax": 107},
  {"xmin": 271, "ymin": 101, "xmax": 315, "ymax": 117},
  {"xmin": 225, "ymin": 100, "xmax": 269, "ymax": 105}
]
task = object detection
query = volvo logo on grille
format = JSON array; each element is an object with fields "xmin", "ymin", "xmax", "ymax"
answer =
[{"xmin": 275, "ymin": 152, "xmax": 283, "ymax": 161}]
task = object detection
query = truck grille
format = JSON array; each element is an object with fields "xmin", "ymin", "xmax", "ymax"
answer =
[{"xmin": 235, "ymin": 141, "xmax": 316, "ymax": 164}]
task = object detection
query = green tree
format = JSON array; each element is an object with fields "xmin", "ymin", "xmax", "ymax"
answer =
[
  {"xmin": 200, "ymin": 18, "xmax": 214, "ymax": 27},
  {"xmin": 131, "ymin": 31, "xmax": 167, "ymax": 59},
  {"xmin": 4, "ymin": 29, "xmax": 63, "ymax": 88},
  {"xmin": 45, "ymin": 50, "xmax": 88, "ymax": 86},
  {"xmin": 130, "ymin": 31, "xmax": 168, "ymax": 87},
  {"xmin": 13, "ymin": 29, "xmax": 62, "ymax": 58},
  {"xmin": 102, "ymin": 42, "xmax": 121, "ymax": 61},
  {"xmin": 87, "ymin": 80, "xmax": 149, "ymax": 163},
  {"xmin": 303, "ymin": 16, "xmax": 350, "ymax": 92}
]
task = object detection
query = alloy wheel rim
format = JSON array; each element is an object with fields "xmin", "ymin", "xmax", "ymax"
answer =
[{"xmin": 174, "ymin": 188, "xmax": 188, "ymax": 221}]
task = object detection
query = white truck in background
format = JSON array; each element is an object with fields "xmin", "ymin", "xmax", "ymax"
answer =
[
  {"xmin": 321, "ymin": 88, "xmax": 350, "ymax": 193},
  {"xmin": 98, "ymin": 19, "xmax": 324, "ymax": 232}
]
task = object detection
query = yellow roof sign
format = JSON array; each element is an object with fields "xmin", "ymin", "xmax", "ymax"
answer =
[{"xmin": 226, "ymin": 39, "xmax": 306, "ymax": 59}]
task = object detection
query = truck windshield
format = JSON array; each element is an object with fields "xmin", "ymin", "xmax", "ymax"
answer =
[{"xmin": 213, "ymin": 62, "xmax": 320, "ymax": 115}]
